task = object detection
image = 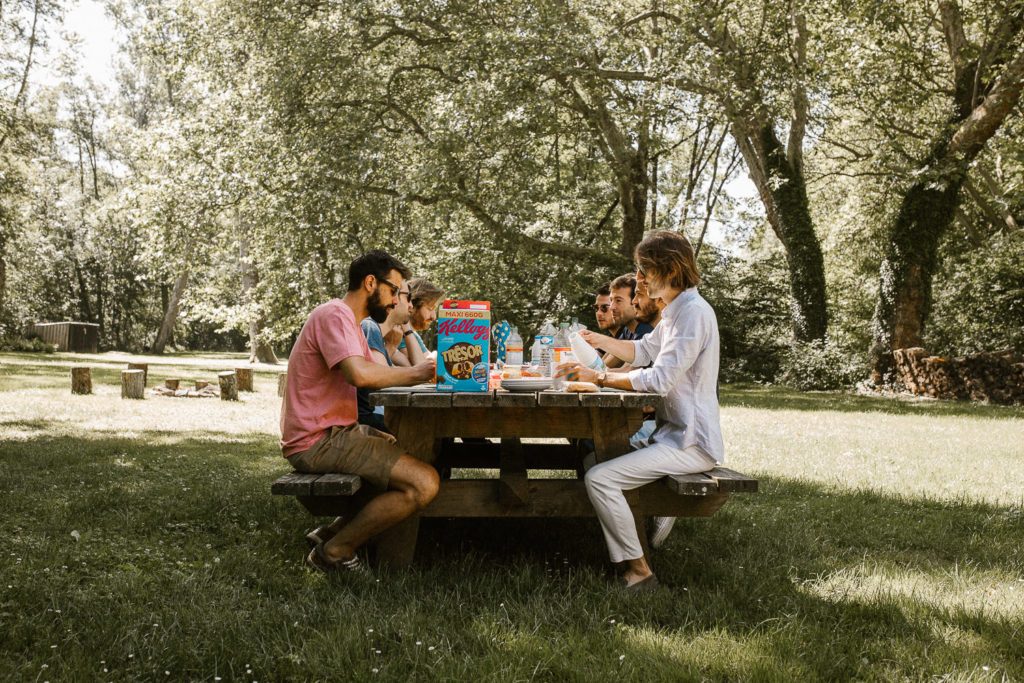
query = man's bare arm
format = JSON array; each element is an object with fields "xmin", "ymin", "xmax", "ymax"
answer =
[
  {"xmin": 580, "ymin": 330, "xmax": 635, "ymax": 363},
  {"xmin": 339, "ymin": 355, "xmax": 435, "ymax": 389}
]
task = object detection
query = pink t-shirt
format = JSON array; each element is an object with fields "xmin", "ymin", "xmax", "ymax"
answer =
[{"xmin": 280, "ymin": 299, "xmax": 373, "ymax": 456}]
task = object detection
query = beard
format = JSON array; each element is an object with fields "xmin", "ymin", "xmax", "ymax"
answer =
[{"xmin": 367, "ymin": 289, "xmax": 392, "ymax": 324}]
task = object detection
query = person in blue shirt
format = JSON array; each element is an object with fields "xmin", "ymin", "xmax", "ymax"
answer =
[
  {"xmin": 603, "ymin": 273, "xmax": 654, "ymax": 368},
  {"xmin": 391, "ymin": 278, "xmax": 443, "ymax": 366}
]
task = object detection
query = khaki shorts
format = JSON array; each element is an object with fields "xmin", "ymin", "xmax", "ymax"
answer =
[{"xmin": 286, "ymin": 423, "xmax": 404, "ymax": 489}]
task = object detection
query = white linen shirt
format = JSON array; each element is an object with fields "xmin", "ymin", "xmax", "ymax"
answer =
[{"xmin": 626, "ymin": 288, "xmax": 724, "ymax": 463}]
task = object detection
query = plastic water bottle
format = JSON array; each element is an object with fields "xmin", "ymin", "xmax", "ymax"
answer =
[
  {"xmin": 538, "ymin": 322, "xmax": 556, "ymax": 376},
  {"xmin": 505, "ymin": 326, "xmax": 523, "ymax": 366},
  {"xmin": 530, "ymin": 336, "xmax": 543, "ymax": 364},
  {"xmin": 570, "ymin": 316, "xmax": 583, "ymax": 333},
  {"xmin": 551, "ymin": 323, "xmax": 574, "ymax": 390},
  {"xmin": 570, "ymin": 331, "xmax": 606, "ymax": 371}
]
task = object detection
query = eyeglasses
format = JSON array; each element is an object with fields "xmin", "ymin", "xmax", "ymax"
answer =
[
  {"xmin": 592, "ymin": 304, "xmax": 611, "ymax": 313},
  {"xmin": 378, "ymin": 278, "xmax": 409, "ymax": 300}
]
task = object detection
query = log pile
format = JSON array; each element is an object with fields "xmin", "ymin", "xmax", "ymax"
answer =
[
  {"xmin": 151, "ymin": 380, "xmax": 220, "ymax": 398},
  {"xmin": 893, "ymin": 347, "xmax": 1024, "ymax": 405}
]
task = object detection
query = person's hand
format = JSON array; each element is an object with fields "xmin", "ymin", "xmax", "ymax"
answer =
[
  {"xmin": 412, "ymin": 359, "xmax": 436, "ymax": 383},
  {"xmin": 554, "ymin": 361, "xmax": 597, "ymax": 383},
  {"xmin": 383, "ymin": 325, "xmax": 403, "ymax": 351},
  {"xmin": 578, "ymin": 330, "xmax": 608, "ymax": 348}
]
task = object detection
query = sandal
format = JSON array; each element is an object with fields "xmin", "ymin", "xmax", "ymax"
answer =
[
  {"xmin": 618, "ymin": 573, "xmax": 659, "ymax": 593},
  {"xmin": 306, "ymin": 542, "xmax": 366, "ymax": 574}
]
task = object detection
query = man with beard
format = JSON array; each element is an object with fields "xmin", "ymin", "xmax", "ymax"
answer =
[
  {"xmin": 604, "ymin": 273, "xmax": 654, "ymax": 369},
  {"xmin": 280, "ymin": 250, "xmax": 438, "ymax": 574},
  {"xmin": 357, "ymin": 277, "xmax": 414, "ymax": 431}
]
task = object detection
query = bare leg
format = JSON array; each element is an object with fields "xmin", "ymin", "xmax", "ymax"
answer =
[
  {"xmin": 322, "ymin": 455, "xmax": 439, "ymax": 563},
  {"xmin": 623, "ymin": 556, "xmax": 654, "ymax": 586}
]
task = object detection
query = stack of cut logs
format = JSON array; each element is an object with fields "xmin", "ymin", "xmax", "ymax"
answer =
[
  {"xmin": 892, "ymin": 347, "xmax": 1024, "ymax": 405},
  {"xmin": 151, "ymin": 378, "xmax": 220, "ymax": 398}
]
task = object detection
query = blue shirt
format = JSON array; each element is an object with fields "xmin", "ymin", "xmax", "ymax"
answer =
[
  {"xmin": 397, "ymin": 330, "xmax": 428, "ymax": 353},
  {"xmin": 357, "ymin": 319, "xmax": 392, "ymax": 420},
  {"xmin": 616, "ymin": 322, "xmax": 654, "ymax": 341},
  {"xmin": 626, "ymin": 289, "xmax": 724, "ymax": 463}
]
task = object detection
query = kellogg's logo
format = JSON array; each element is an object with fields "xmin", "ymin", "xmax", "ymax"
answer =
[{"xmin": 437, "ymin": 318, "xmax": 490, "ymax": 341}]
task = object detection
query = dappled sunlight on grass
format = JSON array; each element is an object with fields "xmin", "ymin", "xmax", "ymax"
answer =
[
  {"xmin": 2, "ymin": 353, "xmax": 1023, "ymax": 679},
  {"xmin": 798, "ymin": 561, "xmax": 1024, "ymax": 621}
]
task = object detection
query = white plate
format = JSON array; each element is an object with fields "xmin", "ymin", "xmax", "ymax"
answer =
[{"xmin": 501, "ymin": 377, "xmax": 552, "ymax": 392}]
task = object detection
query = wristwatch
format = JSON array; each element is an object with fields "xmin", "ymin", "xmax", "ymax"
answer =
[
  {"xmin": 403, "ymin": 329, "xmax": 416, "ymax": 336},
  {"xmin": 596, "ymin": 371, "xmax": 607, "ymax": 387}
]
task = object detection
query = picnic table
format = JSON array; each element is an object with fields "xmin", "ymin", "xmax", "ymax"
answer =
[{"xmin": 272, "ymin": 386, "xmax": 757, "ymax": 567}]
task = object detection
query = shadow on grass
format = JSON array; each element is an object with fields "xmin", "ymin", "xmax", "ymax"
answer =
[
  {"xmin": 2, "ymin": 431, "xmax": 1022, "ymax": 679},
  {"xmin": 721, "ymin": 382, "xmax": 1024, "ymax": 420}
]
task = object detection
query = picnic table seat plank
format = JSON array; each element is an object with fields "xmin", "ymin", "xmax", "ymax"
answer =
[
  {"xmin": 665, "ymin": 472, "xmax": 718, "ymax": 496},
  {"xmin": 312, "ymin": 472, "xmax": 362, "ymax": 496},
  {"xmin": 271, "ymin": 472, "xmax": 320, "ymax": 496},
  {"xmin": 707, "ymin": 467, "xmax": 759, "ymax": 493}
]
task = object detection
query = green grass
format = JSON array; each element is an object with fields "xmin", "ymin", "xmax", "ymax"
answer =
[{"xmin": 1, "ymin": 352, "xmax": 1022, "ymax": 681}]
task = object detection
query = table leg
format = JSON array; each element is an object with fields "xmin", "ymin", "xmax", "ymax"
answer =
[
  {"xmin": 589, "ymin": 407, "xmax": 631, "ymax": 463},
  {"xmin": 373, "ymin": 516, "xmax": 420, "ymax": 569},
  {"xmin": 375, "ymin": 407, "xmax": 440, "ymax": 567}
]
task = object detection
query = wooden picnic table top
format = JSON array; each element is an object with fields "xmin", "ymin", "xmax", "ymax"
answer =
[{"xmin": 370, "ymin": 386, "xmax": 663, "ymax": 409}]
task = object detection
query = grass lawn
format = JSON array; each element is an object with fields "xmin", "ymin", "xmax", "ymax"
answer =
[{"xmin": 1, "ymin": 351, "xmax": 1022, "ymax": 681}]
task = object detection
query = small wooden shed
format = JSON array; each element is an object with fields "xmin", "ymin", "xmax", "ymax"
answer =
[{"xmin": 25, "ymin": 322, "xmax": 99, "ymax": 353}]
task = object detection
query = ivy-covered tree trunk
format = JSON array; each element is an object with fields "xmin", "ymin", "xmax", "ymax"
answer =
[
  {"xmin": 760, "ymin": 126, "xmax": 828, "ymax": 341},
  {"xmin": 239, "ymin": 236, "xmax": 278, "ymax": 364},
  {"xmin": 870, "ymin": 9, "xmax": 1024, "ymax": 382},
  {"xmin": 870, "ymin": 147, "xmax": 964, "ymax": 383}
]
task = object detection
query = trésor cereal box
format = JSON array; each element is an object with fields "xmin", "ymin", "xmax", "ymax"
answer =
[{"xmin": 436, "ymin": 300, "xmax": 490, "ymax": 392}]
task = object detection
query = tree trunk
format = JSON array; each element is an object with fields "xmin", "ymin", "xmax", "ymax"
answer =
[
  {"xmin": 238, "ymin": 235, "xmax": 279, "ymax": 364},
  {"xmin": 871, "ymin": 37, "xmax": 1024, "ymax": 382},
  {"xmin": 0, "ymin": 234, "xmax": 6, "ymax": 327},
  {"xmin": 152, "ymin": 272, "xmax": 187, "ymax": 354},
  {"xmin": 127, "ymin": 362, "xmax": 149, "ymax": 386},
  {"xmin": 616, "ymin": 147, "xmax": 649, "ymax": 259},
  {"xmin": 733, "ymin": 119, "xmax": 828, "ymax": 341}
]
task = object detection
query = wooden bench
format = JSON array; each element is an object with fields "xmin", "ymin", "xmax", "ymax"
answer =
[{"xmin": 272, "ymin": 461, "xmax": 757, "ymax": 565}]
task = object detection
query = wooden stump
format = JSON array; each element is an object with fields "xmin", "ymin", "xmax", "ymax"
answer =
[
  {"xmin": 71, "ymin": 366, "xmax": 92, "ymax": 395},
  {"xmin": 278, "ymin": 372, "xmax": 287, "ymax": 397},
  {"xmin": 218, "ymin": 371, "xmax": 238, "ymax": 401},
  {"xmin": 121, "ymin": 369, "xmax": 145, "ymax": 399},
  {"xmin": 164, "ymin": 378, "xmax": 180, "ymax": 391},
  {"xmin": 235, "ymin": 367, "xmax": 254, "ymax": 392},
  {"xmin": 127, "ymin": 362, "xmax": 148, "ymax": 386},
  {"xmin": 195, "ymin": 380, "xmax": 209, "ymax": 390}
]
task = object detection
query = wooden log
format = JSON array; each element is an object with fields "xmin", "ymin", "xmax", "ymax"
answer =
[
  {"xmin": 277, "ymin": 372, "xmax": 287, "ymax": 397},
  {"xmin": 164, "ymin": 378, "xmax": 180, "ymax": 390},
  {"xmin": 218, "ymin": 371, "xmax": 238, "ymax": 401},
  {"xmin": 235, "ymin": 367, "xmax": 254, "ymax": 392},
  {"xmin": 121, "ymin": 369, "xmax": 145, "ymax": 399},
  {"xmin": 127, "ymin": 362, "xmax": 148, "ymax": 387},
  {"xmin": 195, "ymin": 380, "xmax": 209, "ymax": 390},
  {"xmin": 71, "ymin": 366, "xmax": 92, "ymax": 395}
]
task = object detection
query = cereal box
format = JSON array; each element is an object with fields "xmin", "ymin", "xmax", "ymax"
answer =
[{"xmin": 436, "ymin": 300, "xmax": 491, "ymax": 392}]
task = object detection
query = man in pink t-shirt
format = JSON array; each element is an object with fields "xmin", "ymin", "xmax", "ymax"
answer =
[{"xmin": 280, "ymin": 250, "xmax": 437, "ymax": 573}]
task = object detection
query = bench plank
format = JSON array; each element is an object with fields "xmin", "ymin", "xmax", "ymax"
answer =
[
  {"xmin": 270, "ymin": 472, "xmax": 320, "ymax": 496},
  {"xmin": 707, "ymin": 467, "xmax": 759, "ymax": 493},
  {"xmin": 312, "ymin": 473, "xmax": 362, "ymax": 496},
  {"xmin": 665, "ymin": 472, "xmax": 718, "ymax": 496}
]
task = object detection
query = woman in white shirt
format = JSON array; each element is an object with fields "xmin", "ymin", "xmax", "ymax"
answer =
[{"xmin": 558, "ymin": 230, "xmax": 723, "ymax": 591}]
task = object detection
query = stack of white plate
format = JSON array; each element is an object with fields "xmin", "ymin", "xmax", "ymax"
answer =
[{"xmin": 501, "ymin": 377, "xmax": 552, "ymax": 392}]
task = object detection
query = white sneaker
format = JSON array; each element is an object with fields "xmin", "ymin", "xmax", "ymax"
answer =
[{"xmin": 649, "ymin": 516, "xmax": 676, "ymax": 549}]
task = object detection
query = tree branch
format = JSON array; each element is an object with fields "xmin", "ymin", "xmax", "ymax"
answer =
[
  {"xmin": 948, "ymin": 46, "xmax": 1024, "ymax": 161},
  {"xmin": 938, "ymin": 0, "xmax": 971, "ymax": 84}
]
